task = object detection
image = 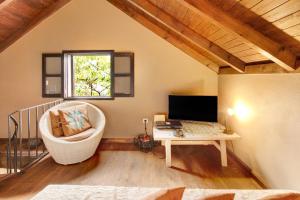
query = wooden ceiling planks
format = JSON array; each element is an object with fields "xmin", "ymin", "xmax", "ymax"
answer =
[
  {"xmin": 251, "ymin": 0, "xmax": 289, "ymax": 16},
  {"xmin": 0, "ymin": 0, "xmax": 14, "ymax": 10},
  {"xmin": 149, "ymin": 0, "xmax": 226, "ymax": 41},
  {"xmin": 239, "ymin": 0, "xmax": 262, "ymax": 8},
  {"xmin": 207, "ymin": 29, "xmax": 227, "ymax": 41},
  {"xmin": 182, "ymin": 0, "xmax": 299, "ymax": 71},
  {"xmin": 210, "ymin": 0, "xmax": 300, "ymax": 63},
  {"xmin": 107, "ymin": 0, "xmax": 220, "ymax": 73},
  {"xmin": 284, "ymin": 24, "xmax": 300, "ymax": 37},
  {"xmin": 0, "ymin": 0, "xmax": 71, "ymax": 52},
  {"xmin": 228, "ymin": 0, "xmax": 300, "ymax": 56},
  {"xmin": 274, "ymin": 11, "xmax": 300, "ymax": 30},
  {"xmin": 0, "ymin": 0, "xmax": 299, "ymax": 74},
  {"xmin": 182, "ymin": 8, "xmax": 202, "ymax": 30},
  {"xmin": 241, "ymin": 53, "xmax": 269, "ymax": 63},
  {"xmin": 228, "ymin": 44, "xmax": 252, "ymax": 54},
  {"xmin": 262, "ymin": 0, "xmax": 300, "ymax": 23},
  {"xmin": 148, "ymin": 0, "xmax": 261, "ymax": 71},
  {"xmin": 131, "ymin": 0, "xmax": 245, "ymax": 72},
  {"xmin": 151, "ymin": 0, "xmax": 271, "ymax": 68}
]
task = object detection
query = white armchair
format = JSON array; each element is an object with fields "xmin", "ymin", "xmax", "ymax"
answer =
[{"xmin": 39, "ymin": 101, "xmax": 105, "ymax": 165}]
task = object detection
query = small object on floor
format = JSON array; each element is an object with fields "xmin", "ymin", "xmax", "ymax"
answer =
[
  {"xmin": 134, "ymin": 134, "xmax": 154, "ymax": 152},
  {"xmin": 28, "ymin": 138, "xmax": 42, "ymax": 149}
]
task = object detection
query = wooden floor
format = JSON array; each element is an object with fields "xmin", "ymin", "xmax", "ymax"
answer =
[{"xmin": 0, "ymin": 144, "xmax": 262, "ymax": 200}]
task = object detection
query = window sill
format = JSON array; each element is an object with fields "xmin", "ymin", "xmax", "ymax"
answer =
[
  {"xmin": 115, "ymin": 93, "xmax": 134, "ymax": 97},
  {"xmin": 64, "ymin": 96, "xmax": 115, "ymax": 100}
]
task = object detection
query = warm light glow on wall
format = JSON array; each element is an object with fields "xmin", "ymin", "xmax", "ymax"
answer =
[
  {"xmin": 227, "ymin": 101, "xmax": 251, "ymax": 121},
  {"xmin": 234, "ymin": 101, "xmax": 251, "ymax": 120},
  {"xmin": 227, "ymin": 108, "xmax": 235, "ymax": 116}
]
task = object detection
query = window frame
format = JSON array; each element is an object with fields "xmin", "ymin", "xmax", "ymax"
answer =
[
  {"xmin": 114, "ymin": 52, "xmax": 134, "ymax": 97},
  {"xmin": 62, "ymin": 50, "xmax": 115, "ymax": 100},
  {"xmin": 42, "ymin": 53, "xmax": 64, "ymax": 98}
]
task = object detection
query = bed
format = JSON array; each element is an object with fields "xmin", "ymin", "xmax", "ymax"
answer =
[{"xmin": 31, "ymin": 185, "xmax": 298, "ymax": 200}]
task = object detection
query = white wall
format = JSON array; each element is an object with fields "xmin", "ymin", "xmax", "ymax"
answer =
[
  {"xmin": 219, "ymin": 74, "xmax": 300, "ymax": 190},
  {"xmin": 0, "ymin": 0, "xmax": 218, "ymax": 138}
]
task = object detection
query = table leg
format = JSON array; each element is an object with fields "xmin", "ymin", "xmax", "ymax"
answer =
[
  {"xmin": 220, "ymin": 140, "xmax": 228, "ymax": 167},
  {"xmin": 165, "ymin": 140, "xmax": 171, "ymax": 167}
]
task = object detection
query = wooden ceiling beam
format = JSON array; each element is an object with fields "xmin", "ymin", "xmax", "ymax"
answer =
[
  {"xmin": 0, "ymin": 0, "xmax": 71, "ymax": 53},
  {"xmin": 182, "ymin": 0, "xmax": 298, "ymax": 72},
  {"xmin": 219, "ymin": 62, "xmax": 300, "ymax": 74},
  {"xmin": 0, "ymin": 0, "xmax": 14, "ymax": 10},
  {"xmin": 107, "ymin": 0, "xmax": 219, "ymax": 73},
  {"xmin": 130, "ymin": 0, "xmax": 245, "ymax": 73}
]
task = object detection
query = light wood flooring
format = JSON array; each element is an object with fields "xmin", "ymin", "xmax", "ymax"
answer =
[{"xmin": 0, "ymin": 144, "xmax": 262, "ymax": 200}]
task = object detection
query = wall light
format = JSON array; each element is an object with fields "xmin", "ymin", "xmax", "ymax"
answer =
[
  {"xmin": 225, "ymin": 108, "xmax": 234, "ymax": 134},
  {"xmin": 234, "ymin": 101, "xmax": 250, "ymax": 120},
  {"xmin": 227, "ymin": 108, "xmax": 235, "ymax": 116}
]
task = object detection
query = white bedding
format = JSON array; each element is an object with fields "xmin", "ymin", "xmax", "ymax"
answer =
[{"xmin": 31, "ymin": 185, "xmax": 297, "ymax": 200}]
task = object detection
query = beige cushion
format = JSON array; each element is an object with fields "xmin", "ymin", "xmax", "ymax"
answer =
[
  {"xmin": 61, "ymin": 128, "xmax": 96, "ymax": 142},
  {"xmin": 49, "ymin": 111, "xmax": 64, "ymax": 137},
  {"xmin": 58, "ymin": 105, "xmax": 92, "ymax": 137},
  {"xmin": 141, "ymin": 187, "xmax": 185, "ymax": 200}
]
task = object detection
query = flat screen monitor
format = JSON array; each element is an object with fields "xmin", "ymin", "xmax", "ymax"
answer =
[{"xmin": 168, "ymin": 95, "xmax": 218, "ymax": 122}]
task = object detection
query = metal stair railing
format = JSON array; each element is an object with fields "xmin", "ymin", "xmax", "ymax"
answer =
[{"xmin": 6, "ymin": 99, "xmax": 63, "ymax": 175}]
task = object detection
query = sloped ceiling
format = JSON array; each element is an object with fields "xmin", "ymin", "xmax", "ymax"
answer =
[
  {"xmin": 0, "ymin": 0, "xmax": 70, "ymax": 52},
  {"xmin": 0, "ymin": 0, "xmax": 300, "ymax": 74}
]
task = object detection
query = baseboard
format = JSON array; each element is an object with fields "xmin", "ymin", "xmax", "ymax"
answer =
[
  {"xmin": 0, "ymin": 138, "xmax": 7, "ymax": 144},
  {"xmin": 0, "ymin": 138, "xmax": 42, "ymax": 143},
  {"xmin": 227, "ymin": 149, "xmax": 268, "ymax": 189},
  {"xmin": 1, "ymin": 137, "xmax": 135, "ymax": 144},
  {"xmin": 98, "ymin": 138, "xmax": 136, "ymax": 151},
  {"xmin": 101, "ymin": 138, "xmax": 133, "ymax": 144},
  {"xmin": 1, "ymin": 137, "xmax": 132, "ymax": 144}
]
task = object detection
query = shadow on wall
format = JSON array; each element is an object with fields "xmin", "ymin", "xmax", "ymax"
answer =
[{"xmin": 170, "ymin": 80, "xmax": 204, "ymax": 95}]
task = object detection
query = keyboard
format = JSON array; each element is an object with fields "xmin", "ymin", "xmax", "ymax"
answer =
[{"xmin": 181, "ymin": 121, "xmax": 225, "ymax": 136}]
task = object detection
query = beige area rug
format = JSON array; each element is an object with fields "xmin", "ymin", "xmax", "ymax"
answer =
[{"xmin": 31, "ymin": 185, "xmax": 296, "ymax": 200}]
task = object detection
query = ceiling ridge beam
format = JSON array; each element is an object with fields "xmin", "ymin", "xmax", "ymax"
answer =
[
  {"xmin": 219, "ymin": 63, "xmax": 300, "ymax": 74},
  {"xmin": 183, "ymin": 0, "xmax": 298, "ymax": 71},
  {"xmin": 107, "ymin": 0, "xmax": 220, "ymax": 73},
  {"xmin": 130, "ymin": 0, "xmax": 245, "ymax": 73}
]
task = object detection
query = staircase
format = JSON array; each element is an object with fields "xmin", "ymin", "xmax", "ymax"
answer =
[{"xmin": 1, "ymin": 99, "xmax": 63, "ymax": 179}]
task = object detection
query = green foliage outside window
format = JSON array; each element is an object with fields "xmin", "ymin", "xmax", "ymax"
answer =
[{"xmin": 73, "ymin": 55, "xmax": 111, "ymax": 97}]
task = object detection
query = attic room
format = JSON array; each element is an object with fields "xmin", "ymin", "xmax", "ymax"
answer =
[{"xmin": 0, "ymin": 0, "xmax": 299, "ymax": 199}]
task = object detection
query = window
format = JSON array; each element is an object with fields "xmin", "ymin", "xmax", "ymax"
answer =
[
  {"xmin": 114, "ymin": 52, "xmax": 134, "ymax": 97},
  {"xmin": 63, "ymin": 50, "xmax": 114, "ymax": 99},
  {"xmin": 42, "ymin": 50, "xmax": 134, "ymax": 99},
  {"xmin": 42, "ymin": 53, "xmax": 63, "ymax": 98}
]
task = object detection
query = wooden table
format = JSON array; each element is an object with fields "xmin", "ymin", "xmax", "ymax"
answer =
[{"xmin": 153, "ymin": 127, "xmax": 240, "ymax": 167}]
